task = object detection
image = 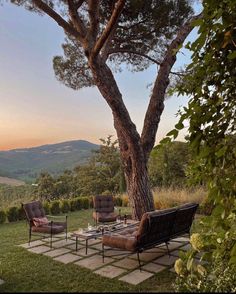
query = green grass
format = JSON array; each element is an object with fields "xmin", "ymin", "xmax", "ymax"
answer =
[{"xmin": 0, "ymin": 208, "xmax": 177, "ymax": 293}]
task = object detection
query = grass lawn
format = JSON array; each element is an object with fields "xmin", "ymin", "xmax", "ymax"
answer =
[{"xmin": 0, "ymin": 207, "xmax": 179, "ymax": 293}]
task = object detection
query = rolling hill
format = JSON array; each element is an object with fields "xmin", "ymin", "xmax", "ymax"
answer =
[{"xmin": 0, "ymin": 140, "xmax": 99, "ymax": 182}]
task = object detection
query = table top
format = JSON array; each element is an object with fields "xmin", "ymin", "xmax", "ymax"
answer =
[{"xmin": 71, "ymin": 220, "xmax": 139, "ymax": 239}]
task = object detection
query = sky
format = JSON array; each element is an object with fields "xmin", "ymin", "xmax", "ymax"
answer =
[{"xmin": 0, "ymin": 1, "xmax": 201, "ymax": 151}]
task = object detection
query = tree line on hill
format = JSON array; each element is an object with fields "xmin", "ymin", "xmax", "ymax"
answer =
[{"xmin": 35, "ymin": 136, "xmax": 193, "ymax": 201}]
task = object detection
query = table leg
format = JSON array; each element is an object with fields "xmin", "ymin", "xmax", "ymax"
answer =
[
  {"xmin": 86, "ymin": 239, "xmax": 88, "ymax": 255},
  {"xmin": 76, "ymin": 236, "xmax": 78, "ymax": 251}
]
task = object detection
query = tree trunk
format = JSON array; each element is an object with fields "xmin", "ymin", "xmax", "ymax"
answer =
[
  {"xmin": 123, "ymin": 154, "xmax": 154, "ymax": 220},
  {"xmin": 90, "ymin": 58, "xmax": 155, "ymax": 220}
]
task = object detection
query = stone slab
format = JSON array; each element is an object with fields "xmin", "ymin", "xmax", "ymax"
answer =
[
  {"xmin": 28, "ymin": 245, "xmax": 51, "ymax": 254},
  {"xmin": 42, "ymin": 237, "xmax": 60, "ymax": 242},
  {"xmin": 141, "ymin": 262, "xmax": 166, "ymax": 273},
  {"xmin": 94, "ymin": 265, "xmax": 127, "ymax": 279},
  {"xmin": 178, "ymin": 243, "xmax": 192, "ymax": 251},
  {"xmin": 0, "ymin": 279, "xmax": 5, "ymax": 285},
  {"xmin": 119, "ymin": 269, "xmax": 153, "ymax": 285},
  {"xmin": 43, "ymin": 248, "xmax": 71, "ymax": 257},
  {"xmin": 73, "ymin": 247, "xmax": 99, "ymax": 257},
  {"xmin": 130, "ymin": 251, "xmax": 163, "ymax": 262},
  {"xmin": 53, "ymin": 253, "xmax": 82, "ymax": 264},
  {"xmin": 18, "ymin": 240, "xmax": 45, "ymax": 248},
  {"xmin": 75, "ymin": 255, "xmax": 114, "ymax": 270},
  {"xmin": 51, "ymin": 239, "xmax": 75, "ymax": 248},
  {"xmin": 153, "ymin": 255, "xmax": 179, "ymax": 266},
  {"xmin": 113, "ymin": 258, "xmax": 143, "ymax": 270}
]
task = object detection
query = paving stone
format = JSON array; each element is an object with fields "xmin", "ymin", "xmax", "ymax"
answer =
[
  {"xmin": 94, "ymin": 265, "xmax": 127, "ymax": 279},
  {"xmin": 104, "ymin": 249, "xmax": 130, "ymax": 259},
  {"xmin": 28, "ymin": 245, "xmax": 51, "ymax": 254},
  {"xmin": 43, "ymin": 248, "xmax": 71, "ymax": 257},
  {"xmin": 18, "ymin": 240, "xmax": 45, "ymax": 248},
  {"xmin": 42, "ymin": 237, "xmax": 60, "ymax": 242},
  {"xmin": 74, "ymin": 255, "xmax": 114, "ymax": 270},
  {"xmin": 178, "ymin": 243, "xmax": 192, "ymax": 251},
  {"xmin": 73, "ymin": 247, "xmax": 99, "ymax": 257},
  {"xmin": 56, "ymin": 232, "xmax": 73, "ymax": 238},
  {"xmin": 53, "ymin": 253, "xmax": 82, "ymax": 264},
  {"xmin": 170, "ymin": 249, "xmax": 182, "ymax": 257},
  {"xmin": 129, "ymin": 251, "xmax": 163, "ymax": 262},
  {"xmin": 113, "ymin": 258, "xmax": 143, "ymax": 270},
  {"xmin": 169, "ymin": 267, "xmax": 176, "ymax": 273},
  {"xmin": 153, "ymin": 255, "xmax": 179, "ymax": 266},
  {"xmin": 172, "ymin": 236, "xmax": 189, "ymax": 243},
  {"xmin": 0, "ymin": 279, "xmax": 5, "ymax": 285},
  {"xmin": 51, "ymin": 239, "xmax": 75, "ymax": 248},
  {"xmin": 141, "ymin": 262, "xmax": 166, "ymax": 273},
  {"xmin": 66, "ymin": 243, "xmax": 85, "ymax": 251},
  {"xmin": 119, "ymin": 269, "xmax": 153, "ymax": 285}
]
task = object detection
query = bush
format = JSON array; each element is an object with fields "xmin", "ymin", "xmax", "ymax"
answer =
[
  {"xmin": 0, "ymin": 210, "xmax": 6, "ymax": 224},
  {"xmin": 81, "ymin": 197, "xmax": 89, "ymax": 209},
  {"xmin": 43, "ymin": 201, "xmax": 50, "ymax": 215},
  {"xmin": 122, "ymin": 195, "xmax": 129, "ymax": 207},
  {"xmin": 50, "ymin": 200, "xmax": 61, "ymax": 215},
  {"xmin": 17, "ymin": 206, "xmax": 25, "ymax": 220},
  {"xmin": 115, "ymin": 196, "xmax": 122, "ymax": 207},
  {"xmin": 70, "ymin": 199, "xmax": 77, "ymax": 211},
  {"xmin": 7, "ymin": 206, "xmax": 19, "ymax": 222},
  {"xmin": 60, "ymin": 199, "xmax": 70, "ymax": 213}
]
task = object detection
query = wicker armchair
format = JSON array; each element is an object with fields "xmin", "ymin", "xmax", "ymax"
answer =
[
  {"xmin": 22, "ymin": 200, "xmax": 67, "ymax": 248},
  {"xmin": 102, "ymin": 203, "xmax": 199, "ymax": 270},
  {"xmin": 92, "ymin": 195, "xmax": 118, "ymax": 226}
]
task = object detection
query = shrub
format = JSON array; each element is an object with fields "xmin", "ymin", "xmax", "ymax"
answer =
[
  {"xmin": 7, "ymin": 206, "xmax": 19, "ymax": 222},
  {"xmin": 89, "ymin": 197, "xmax": 93, "ymax": 208},
  {"xmin": 75, "ymin": 197, "xmax": 82, "ymax": 210},
  {"xmin": 17, "ymin": 206, "xmax": 25, "ymax": 220},
  {"xmin": 114, "ymin": 196, "xmax": 122, "ymax": 207},
  {"xmin": 81, "ymin": 197, "xmax": 89, "ymax": 209},
  {"xmin": 50, "ymin": 200, "xmax": 61, "ymax": 215},
  {"xmin": 0, "ymin": 210, "xmax": 6, "ymax": 224},
  {"xmin": 121, "ymin": 194, "xmax": 129, "ymax": 207},
  {"xmin": 60, "ymin": 199, "xmax": 70, "ymax": 213},
  {"xmin": 70, "ymin": 199, "xmax": 77, "ymax": 211},
  {"xmin": 43, "ymin": 201, "xmax": 50, "ymax": 215}
]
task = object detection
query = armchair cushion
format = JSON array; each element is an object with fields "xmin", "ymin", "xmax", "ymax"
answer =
[
  {"xmin": 93, "ymin": 211, "xmax": 117, "ymax": 222},
  {"xmin": 32, "ymin": 224, "xmax": 65, "ymax": 234}
]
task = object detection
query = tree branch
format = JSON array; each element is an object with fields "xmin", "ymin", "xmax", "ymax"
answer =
[
  {"xmin": 87, "ymin": 0, "xmax": 100, "ymax": 44},
  {"xmin": 32, "ymin": 0, "xmax": 81, "ymax": 39},
  {"xmin": 141, "ymin": 13, "xmax": 203, "ymax": 160},
  {"xmin": 67, "ymin": 0, "xmax": 86, "ymax": 38},
  {"xmin": 91, "ymin": 0, "xmax": 125, "ymax": 60},
  {"xmin": 75, "ymin": 0, "xmax": 85, "ymax": 10}
]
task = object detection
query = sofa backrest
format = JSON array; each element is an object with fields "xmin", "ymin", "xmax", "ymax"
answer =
[
  {"xmin": 93, "ymin": 195, "xmax": 114, "ymax": 213},
  {"xmin": 136, "ymin": 207, "xmax": 177, "ymax": 248},
  {"xmin": 171, "ymin": 202, "xmax": 199, "ymax": 237}
]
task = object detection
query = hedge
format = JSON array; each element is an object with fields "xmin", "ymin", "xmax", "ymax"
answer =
[{"xmin": 0, "ymin": 210, "xmax": 6, "ymax": 224}]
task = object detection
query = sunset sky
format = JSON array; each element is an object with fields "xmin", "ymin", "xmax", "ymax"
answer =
[{"xmin": 0, "ymin": 2, "xmax": 201, "ymax": 151}]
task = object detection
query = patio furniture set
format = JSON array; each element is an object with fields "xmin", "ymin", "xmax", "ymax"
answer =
[{"xmin": 22, "ymin": 196, "xmax": 198, "ymax": 270}]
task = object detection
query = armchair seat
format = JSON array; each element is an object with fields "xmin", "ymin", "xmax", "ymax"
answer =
[
  {"xmin": 32, "ymin": 224, "xmax": 65, "ymax": 234},
  {"xmin": 93, "ymin": 211, "xmax": 117, "ymax": 223}
]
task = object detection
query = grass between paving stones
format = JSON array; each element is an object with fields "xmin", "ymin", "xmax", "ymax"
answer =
[{"xmin": 0, "ymin": 207, "xmax": 185, "ymax": 292}]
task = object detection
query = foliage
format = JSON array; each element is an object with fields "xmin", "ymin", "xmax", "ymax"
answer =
[
  {"xmin": 60, "ymin": 199, "xmax": 70, "ymax": 213},
  {"xmin": 43, "ymin": 201, "xmax": 51, "ymax": 215},
  {"xmin": 149, "ymin": 141, "xmax": 191, "ymax": 188},
  {"xmin": 163, "ymin": 0, "xmax": 236, "ymax": 291},
  {"xmin": 0, "ymin": 209, "xmax": 6, "ymax": 224},
  {"xmin": 50, "ymin": 200, "xmax": 61, "ymax": 215},
  {"xmin": 6, "ymin": 206, "xmax": 19, "ymax": 222},
  {"xmin": 17, "ymin": 206, "xmax": 25, "ymax": 221}
]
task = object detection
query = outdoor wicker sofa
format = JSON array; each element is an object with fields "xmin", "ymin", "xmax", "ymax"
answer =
[{"xmin": 102, "ymin": 202, "xmax": 199, "ymax": 270}]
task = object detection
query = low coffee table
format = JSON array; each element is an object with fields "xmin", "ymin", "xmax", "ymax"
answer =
[{"xmin": 71, "ymin": 220, "xmax": 139, "ymax": 255}]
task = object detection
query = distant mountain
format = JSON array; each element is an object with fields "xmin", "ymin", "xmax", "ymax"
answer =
[{"xmin": 0, "ymin": 140, "xmax": 99, "ymax": 182}]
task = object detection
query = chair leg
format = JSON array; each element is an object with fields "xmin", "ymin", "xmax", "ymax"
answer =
[
  {"xmin": 165, "ymin": 242, "xmax": 170, "ymax": 256},
  {"xmin": 65, "ymin": 215, "xmax": 68, "ymax": 241},
  {"xmin": 137, "ymin": 252, "xmax": 142, "ymax": 272},
  {"xmin": 102, "ymin": 243, "xmax": 105, "ymax": 263},
  {"xmin": 50, "ymin": 221, "xmax": 53, "ymax": 249},
  {"xmin": 29, "ymin": 226, "xmax": 32, "ymax": 246}
]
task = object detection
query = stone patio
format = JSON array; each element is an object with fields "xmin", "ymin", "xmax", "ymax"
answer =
[{"xmin": 18, "ymin": 233, "xmax": 190, "ymax": 285}]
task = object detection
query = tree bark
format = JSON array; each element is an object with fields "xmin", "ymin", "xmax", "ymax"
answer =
[{"xmin": 89, "ymin": 58, "xmax": 154, "ymax": 220}]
